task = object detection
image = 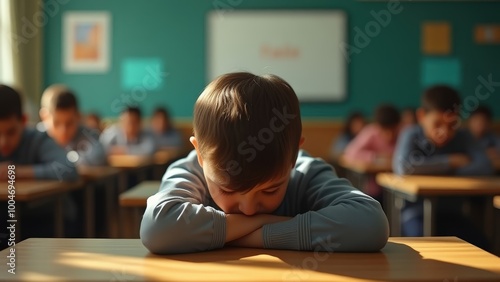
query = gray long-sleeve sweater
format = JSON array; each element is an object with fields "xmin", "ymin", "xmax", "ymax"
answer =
[{"xmin": 140, "ymin": 150, "xmax": 389, "ymax": 254}]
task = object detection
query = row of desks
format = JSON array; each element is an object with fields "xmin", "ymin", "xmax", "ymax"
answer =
[
  {"xmin": 0, "ymin": 149, "xmax": 182, "ymax": 241},
  {"xmin": 335, "ymin": 156, "xmax": 500, "ymax": 255},
  {"xmin": 1, "ymin": 236, "xmax": 499, "ymax": 281}
]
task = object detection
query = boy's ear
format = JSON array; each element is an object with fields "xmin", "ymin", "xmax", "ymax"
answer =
[
  {"xmin": 416, "ymin": 108, "xmax": 426, "ymax": 123},
  {"xmin": 299, "ymin": 136, "xmax": 305, "ymax": 148},
  {"xmin": 39, "ymin": 107, "xmax": 49, "ymax": 121},
  {"xmin": 189, "ymin": 136, "xmax": 203, "ymax": 167}
]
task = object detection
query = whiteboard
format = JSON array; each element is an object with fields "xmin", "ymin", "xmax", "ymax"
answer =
[{"xmin": 207, "ymin": 10, "xmax": 347, "ymax": 101}]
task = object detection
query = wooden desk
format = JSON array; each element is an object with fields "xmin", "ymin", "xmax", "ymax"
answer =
[
  {"xmin": 78, "ymin": 166, "xmax": 121, "ymax": 238},
  {"xmin": 119, "ymin": 181, "xmax": 160, "ymax": 238},
  {"xmin": 0, "ymin": 181, "xmax": 83, "ymax": 240},
  {"xmin": 1, "ymin": 237, "xmax": 500, "ymax": 281},
  {"xmin": 337, "ymin": 156, "xmax": 392, "ymax": 193},
  {"xmin": 376, "ymin": 173, "xmax": 500, "ymax": 236},
  {"xmin": 338, "ymin": 157, "xmax": 392, "ymax": 175}
]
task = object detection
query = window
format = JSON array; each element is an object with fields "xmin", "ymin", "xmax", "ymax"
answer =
[{"xmin": 0, "ymin": 0, "xmax": 13, "ymax": 85}]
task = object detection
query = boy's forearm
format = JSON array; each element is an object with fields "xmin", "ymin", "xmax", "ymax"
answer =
[
  {"xmin": 227, "ymin": 228, "xmax": 263, "ymax": 248},
  {"xmin": 225, "ymin": 214, "xmax": 290, "ymax": 243}
]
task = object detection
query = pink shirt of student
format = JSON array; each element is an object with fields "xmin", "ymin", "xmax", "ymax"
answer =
[{"xmin": 343, "ymin": 124, "xmax": 396, "ymax": 162}]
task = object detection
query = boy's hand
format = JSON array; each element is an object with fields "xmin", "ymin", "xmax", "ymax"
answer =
[
  {"xmin": 225, "ymin": 214, "xmax": 290, "ymax": 243},
  {"xmin": 449, "ymin": 154, "xmax": 470, "ymax": 168},
  {"xmin": 109, "ymin": 146, "xmax": 127, "ymax": 155},
  {"xmin": 227, "ymin": 227, "xmax": 263, "ymax": 248}
]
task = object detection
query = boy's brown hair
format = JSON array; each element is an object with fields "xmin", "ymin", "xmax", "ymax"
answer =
[
  {"xmin": 0, "ymin": 85, "xmax": 23, "ymax": 120},
  {"xmin": 374, "ymin": 104, "xmax": 400, "ymax": 129},
  {"xmin": 193, "ymin": 72, "xmax": 302, "ymax": 192},
  {"xmin": 421, "ymin": 85, "xmax": 461, "ymax": 113},
  {"xmin": 41, "ymin": 84, "xmax": 79, "ymax": 113}
]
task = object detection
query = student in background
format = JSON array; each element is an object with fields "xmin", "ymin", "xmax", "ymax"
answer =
[
  {"xmin": 467, "ymin": 105, "xmax": 500, "ymax": 160},
  {"xmin": 140, "ymin": 72, "xmax": 388, "ymax": 254},
  {"xmin": 343, "ymin": 104, "xmax": 401, "ymax": 200},
  {"xmin": 0, "ymin": 85, "xmax": 80, "ymax": 244},
  {"xmin": 85, "ymin": 112, "xmax": 104, "ymax": 134},
  {"xmin": 100, "ymin": 106, "xmax": 156, "ymax": 156},
  {"xmin": 0, "ymin": 85, "xmax": 78, "ymax": 181},
  {"xmin": 393, "ymin": 85, "xmax": 493, "ymax": 249},
  {"xmin": 401, "ymin": 107, "xmax": 417, "ymax": 129},
  {"xmin": 344, "ymin": 104, "xmax": 401, "ymax": 164},
  {"xmin": 149, "ymin": 107, "xmax": 182, "ymax": 149},
  {"xmin": 331, "ymin": 111, "xmax": 366, "ymax": 157},
  {"xmin": 39, "ymin": 85, "xmax": 107, "ymax": 166}
]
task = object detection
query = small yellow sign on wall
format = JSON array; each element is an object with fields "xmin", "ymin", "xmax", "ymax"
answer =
[
  {"xmin": 422, "ymin": 22, "xmax": 451, "ymax": 55},
  {"xmin": 475, "ymin": 25, "xmax": 500, "ymax": 44}
]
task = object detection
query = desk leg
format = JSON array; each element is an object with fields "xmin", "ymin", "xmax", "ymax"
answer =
[
  {"xmin": 484, "ymin": 196, "xmax": 495, "ymax": 244},
  {"xmin": 118, "ymin": 172, "xmax": 129, "ymax": 238},
  {"xmin": 84, "ymin": 184, "xmax": 95, "ymax": 238},
  {"xmin": 423, "ymin": 197, "xmax": 436, "ymax": 236},
  {"xmin": 133, "ymin": 207, "xmax": 142, "ymax": 238},
  {"xmin": 105, "ymin": 177, "xmax": 119, "ymax": 238},
  {"xmin": 54, "ymin": 196, "xmax": 65, "ymax": 238}
]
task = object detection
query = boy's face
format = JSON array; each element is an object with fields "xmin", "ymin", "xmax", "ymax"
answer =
[
  {"xmin": 151, "ymin": 113, "xmax": 168, "ymax": 134},
  {"xmin": 43, "ymin": 109, "xmax": 80, "ymax": 146},
  {"xmin": 380, "ymin": 126, "xmax": 399, "ymax": 144},
  {"xmin": 468, "ymin": 114, "xmax": 490, "ymax": 138},
  {"xmin": 203, "ymin": 161, "xmax": 290, "ymax": 215},
  {"xmin": 417, "ymin": 109, "xmax": 459, "ymax": 147},
  {"xmin": 0, "ymin": 116, "xmax": 26, "ymax": 157},
  {"xmin": 121, "ymin": 112, "xmax": 141, "ymax": 140}
]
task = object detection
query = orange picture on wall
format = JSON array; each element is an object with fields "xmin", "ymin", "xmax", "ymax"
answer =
[
  {"xmin": 63, "ymin": 12, "xmax": 110, "ymax": 73},
  {"xmin": 73, "ymin": 23, "xmax": 102, "ymax": 60}
]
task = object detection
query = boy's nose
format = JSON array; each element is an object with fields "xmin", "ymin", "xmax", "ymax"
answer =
[{"xmin": 238, "ymin": 199, "xmax": 257, "ymax": 216}]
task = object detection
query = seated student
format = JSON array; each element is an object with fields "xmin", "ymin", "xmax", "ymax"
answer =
[
  {"xmin": 149, "ymin": 107, "xmax": 182, "ymax": 149},
  {"xmin": 330, "ymin": 111, "xmax": 366, "ymax": 157},
  {"xmin": 393, "ymin": 85, "xmax": 493, "ymax": 248},
  {"xmin": 39, "ymin": 85, "xmax": 107, "ymax": 166},
  {"xmin": 467, "ymin": 105, "xmax": 500, "ymax": 159},
  {"xmin": 401, "ymin": 107, "xmax": 417, "ymax": 129},
  {"xmin": 84, "ymin": 112, "xmax": 104, "ymax": 134},
  {"xmin": 100, "ymin": 106, "xmax": 156, "ymax": 156},
  {"xmin": 140, "ymin": 72, "xmax": 389, "ymax": 254},
  {"xmin": 0, "ymin": 85, "xmax": 80, "ymax": 246},
  {"xmin": 344, "ymin": 104, "xmax": 401, "ymax": 164},
  {"xmin": 343, "ymin": 104, "xmax": 401, "ymax": 200},
  {"xmin": 0, "ymin": 84, "xmax": 79, "ymax": 181}
]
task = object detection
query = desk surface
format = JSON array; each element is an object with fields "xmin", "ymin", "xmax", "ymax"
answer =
[
  {"xmin": 1, "ymin": 237, "xmax": 500, "ymax": 282},
  {"xmin": 78, "ymin": 166, "xmax": 120, "ymax": 182},
  {"xmin": 107, "ymin": 155, "xmax": 154, "ymax": 169},
  {"xmin": 154, "ymin": 148, "xmax": 181, "ymax": 165},
  {"xmin": 377, "ymin": 173, "xmax": 500, "ymax": 197},
  {"xmin": 0, "ymin": 180, "xmax": 83, "ymax": 201},
  {"xmin": 119, "ymin": 181, "xmax": 160, "ymax": 207},
  {"xmin": 338, "ymin": 156, "xmax": 392, "ymax": 174}
]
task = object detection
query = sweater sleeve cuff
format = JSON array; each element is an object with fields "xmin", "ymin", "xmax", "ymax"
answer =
[
  {"xmin": 263, "ymin": 213, "xmax": 311, "ymax": 250},
  {"xmin": 210, "ymin": 209, "xmax": 227, "ymax": 249}
]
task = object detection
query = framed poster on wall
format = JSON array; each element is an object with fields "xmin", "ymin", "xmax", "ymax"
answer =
[
  {"xmin": 207, "ymin": 10, "xmax": 347, "ymax": 101},
  {"xmin": 63, "ymin": 12, "xmax": 111, "ymax": 73}
]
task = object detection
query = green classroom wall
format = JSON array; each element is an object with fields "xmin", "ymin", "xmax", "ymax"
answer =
[{"xmin": 43, "ymin": 0, "xmax": 500, "ymax": 120}]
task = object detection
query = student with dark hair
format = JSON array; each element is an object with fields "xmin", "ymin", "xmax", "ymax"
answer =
[
  {"xmin": 0, "ymin": 85, "xmax": 80, "ymax": 245},
  {"xmin": 149, "ymin": 107, "xmax": 182, "ymax": 149},
  {"xmin": 331, "ymin": 111, "xmax": 366, "ymax": 157},
  {"xmin": 343, "ymin": 104, "xmax": 401, "ymax": 199},
  {"xmin": 0, "ymin": 84, "xmax": 78, "ymax": 181},
  {"xmin": 39, "ymin": 84, "xmax": 106, "ymax": 166},
  {"xmin": 401, "ymin": 107, "xmax": 417, "ymax": 129},
  {"xmin": 467, "ymin": 105, "xmax": 499, "ymax": 159},
  {"xmin": 393, "ymin": 85, "xmax": 493, "ymax": 249},
  {"xmin": 85, "ymin": 112, "xmax": 104, "ymax": 134},
  {"xmin": 100, "ymin": 106, "xmax": 156, "ymax": 156},
  {"xmin": 344, "ymin": 105, "xmax": 401, "ymax": 162},
  {"xmin": 140, "ymin": 72, "xmax": 388, "ymax": 254}
]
